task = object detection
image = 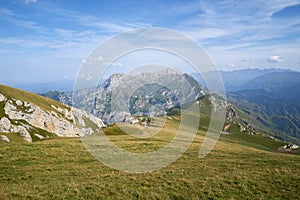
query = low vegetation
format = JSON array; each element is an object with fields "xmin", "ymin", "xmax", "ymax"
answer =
[
  {"xmin": 1, "ymin": 116, "xmax": 299, "ymax": 199},
  {"xmin": 0, "ymin": 84, "xmax": 70, "ymax": 113}
]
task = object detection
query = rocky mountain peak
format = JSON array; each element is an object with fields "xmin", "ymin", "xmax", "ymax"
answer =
[{"xmin": 71, "ymin": 69, "xmax": 204, "ymax": 124}]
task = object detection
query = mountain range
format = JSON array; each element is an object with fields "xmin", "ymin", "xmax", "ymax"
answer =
[
  {"xmin": 40, "ymin": 68, "xmax": 300, "ymax": 145},
  {"xmin": 191, "ymin": 68, "xmax": 294, "ymax": 91},
  {"xmin": 2, "ymin": 68, "xmax": 298, "ymax": 145},
  {"xmin": 61, "ymin": 68, "xmax": 204, "ymax": 124}
]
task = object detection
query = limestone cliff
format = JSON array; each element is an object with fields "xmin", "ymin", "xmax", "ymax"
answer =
[{"xmin": 0, "ymin": 85, "xmax": 105, "ymax": 142}]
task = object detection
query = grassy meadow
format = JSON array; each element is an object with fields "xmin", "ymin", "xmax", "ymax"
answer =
[{"xmin": 1, "ymin": 116, "xmax": 299, "ymax": 199}]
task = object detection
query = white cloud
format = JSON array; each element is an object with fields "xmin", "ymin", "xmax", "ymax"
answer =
[
  {"xmin": 183, "ymin": 28, "xmax": 231, "ymax": 40},
  {"xmin": 268, "ymin": 56, "xmax": 284, "ymax": 63}
]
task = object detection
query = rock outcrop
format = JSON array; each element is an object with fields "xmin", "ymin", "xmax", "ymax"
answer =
[{"xmin": 0, "ymin": 92, "xmax": 105, "ymax": 142}]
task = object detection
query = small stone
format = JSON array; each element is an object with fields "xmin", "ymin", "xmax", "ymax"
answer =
[
  {"xmin": 34, "ymin": 133, "xmax": 44, "ymax": 139},
  {"xmin": 0, "ymin": 135, "xmax": 10, "ymax": 143},
  {"xmin": 16, "ymin": 100, "xmax": 23, "ymax": 106}
]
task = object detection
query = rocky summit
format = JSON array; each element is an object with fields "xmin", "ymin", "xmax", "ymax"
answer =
[{"xmin": 72, "ymin": 68, "xmax": 205, "ymax": 124}]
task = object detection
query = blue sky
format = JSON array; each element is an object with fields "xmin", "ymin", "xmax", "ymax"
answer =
[{"xmin": 0, "ymin": 0, "xmax": 300, "ymax": 85}]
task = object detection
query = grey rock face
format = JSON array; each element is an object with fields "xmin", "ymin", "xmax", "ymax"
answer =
[
  {"xmin": 209, "ymin": 95, "xmax": 227, "ymax": 112},
  {"xmin": 73, "ymin": 69, "xmax": 204, "ymax": 124},
  {"xmin": 4, "ymin": 100, "xmax": 24, "ymax": 120},
  {"xmin": 0, "ymin": 117, "xmax": 11, "ymax": 132},
  {"xmin": 42, "ymin": 91, "xmax": 72, "ymax": 106},
  {"xmin": 1, "ymin": 96, "xmax": 105, "ymax": 142}
]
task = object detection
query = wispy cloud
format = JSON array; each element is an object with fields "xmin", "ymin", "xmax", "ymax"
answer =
[
  {"xmin": 24, "ymin": 0, "xmax": 38, "ymax": 4},
  {"xmin": 0, "ymin": 7, "xmax": 47, "ymax": 34},
  {"xmin": 0, "ymin": 4, "xmax": 151, "ymax": 57},
  {"xmin": 166, "ymin": 0, "xmax": 300, "ymax": 70},
  {"xmin": 175, "ymin": 0, "xmax": 300, "ymax": 45},
  {"xmin": 0, "ymin": 7, "xmax": 15, "ymax": 16},
  {"xmin": 36, "ymin": 3, "xmax": 152, "ymax": 33}
]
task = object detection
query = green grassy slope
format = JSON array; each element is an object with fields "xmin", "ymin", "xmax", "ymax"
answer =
[
  {"xmin": 167, "ymin": 94, "xmax": 298, "ymax": 154},
  {"xmin": 1, "ymin": 111, "xmax": 300, "ymax": 199},
  {"xmin": 0, "ymin": 133, "xmax": 299, "ymax": 199},
  {"xmin": 220, "ymin": 124, "xmax": 286, "ymax": 152},
  {"xmin": 0, "ymin": 84, "xmax": 70, "ymax": 113}
]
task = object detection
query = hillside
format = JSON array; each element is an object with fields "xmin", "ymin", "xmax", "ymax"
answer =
[
  {"xmin": 0, "ymin": 84, "xmax": 105, "ymax": 143},
  {"xmin": 228, "ymin": 91, "xmax": 300, "ymax": 145},
  {"xmin": 191, "ymin": 69, "xmax": 300, "ymax": 144},
  {"xmin": 226, "ymin": 71, "xmax": 300, "ymax": 144}
]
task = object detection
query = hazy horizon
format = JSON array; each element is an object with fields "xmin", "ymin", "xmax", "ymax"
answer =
[{"xmin": 0, "ymin": 67, "xmax": 296, "ymax": 94}]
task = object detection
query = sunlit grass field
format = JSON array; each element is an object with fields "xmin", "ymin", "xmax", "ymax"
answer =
[{"xmin": 1, "ymin": 117, "xmax": 299, "ymax": 199}]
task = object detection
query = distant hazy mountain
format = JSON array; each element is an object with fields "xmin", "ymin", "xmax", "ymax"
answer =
[
  {"xmin": 241, "ymin": 71, "xmax": 300, "ymax": 90},
  {"xmin": 221, "ymin": 70, "xmax": 300, "ymax": 144},
  {"xmin": 193, "ymin": 69, "xmax": 300, "ymax": 103},
  {"xmin": 41, "ymin": 90, "xmax": 72, "ymax": 106},
  {"xmin": 191, "ymin": 68, "xmax": 291, "ymax": 91},
  {"xmin": 14, "ymin": 80, "xmax": 75, "ymax": 93},
  {"xmin": 228, "ymin": 91, "xmax": 300, "ymax": 144}
]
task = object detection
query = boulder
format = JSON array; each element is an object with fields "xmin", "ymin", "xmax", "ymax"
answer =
[
  {"xmin": 12, "ymin": 126, "xmax": 32, "ymax": 142},
  {"xmin": 16, "ymin": 100, "xmax": 23, "ymax": 106},
  {"xmin": 0, "ymin": 117, "xmax": 11, "ymax": 132}
]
